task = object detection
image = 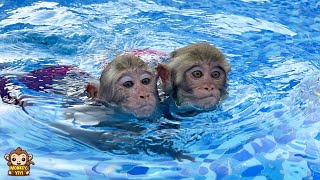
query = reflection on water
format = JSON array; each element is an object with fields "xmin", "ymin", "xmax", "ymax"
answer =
[{"xmin": 0, "ymin": 0, "xmax": 320, "ymax": 179}]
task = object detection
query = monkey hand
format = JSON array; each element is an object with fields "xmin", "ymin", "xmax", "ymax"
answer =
[
  {"xmin": 170, "ymin": 150, "xmax": 195, "ymax": 162},
  {"xmin": 174, "ymin": 151, "xmax": 195, "ymax": 162}
]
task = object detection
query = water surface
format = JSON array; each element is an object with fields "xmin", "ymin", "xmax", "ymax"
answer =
[{"xmin": 0, "ymin": 0, "xmax": 319, "ymax": 179}]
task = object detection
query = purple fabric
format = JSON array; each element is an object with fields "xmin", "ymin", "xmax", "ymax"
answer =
[
  {"xmin": 19, "ymin": 65, "xmax": 74, "ymax": 91},
  {"xmin": 0, "ymin": 76, "xmax": 9, "ymax": 97},
  {"xmin": 0, "ymin": 76, "xmax": 11, "ymax": 99},
  {"xmin": 0, "ymin": 65, "xmax": 77, "ymax": 104}
]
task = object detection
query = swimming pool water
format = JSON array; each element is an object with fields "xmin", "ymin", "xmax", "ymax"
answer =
[{"xmin": 0, "ymin": 0, "xmax": 319, "ymax": 179}]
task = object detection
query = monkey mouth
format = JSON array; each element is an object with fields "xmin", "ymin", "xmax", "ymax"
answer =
[
  {"xmin": 197, "ymin": 95, "xmax": 215, "ymax": 100},
  {"xmin": 198, "ymin": 96, "xmax": 219, "ymax": 105},
  {"xmin": 17, "ymin": 162, "xmax": 21, "ymax": 165},
  {"xmin": 135, "ymin": 104, "xmax": 155, "ymax": 112},
  {"xmin": 200, "ymin": 100, "xmax": 219, "ymax": 110},
  {"xmin": 137, "ymin": 104, "xmax": 153, "ymax": 109},
  {"xmin": 180, "ymin": 95, "xmax": 219, "ymax": 110},
  {"xmin": 127, "ymin": 104, "xmax": 156, "ymax": 117}
]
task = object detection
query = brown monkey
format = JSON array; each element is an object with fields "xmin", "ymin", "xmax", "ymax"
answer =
[
  {"xmin": 86, "ymin": 54, "xmax": 159, "ymax": 118},
  {"xmin": 4, "ymin": 147, "xmax": 35, "ymax": 176},
  {"xmin": 156, "ymin": 42, "xmax": 230, "ymax": 112}
]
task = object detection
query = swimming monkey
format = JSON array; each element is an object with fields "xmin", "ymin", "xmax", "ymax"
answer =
[
  {"xmin": 86, "ymin": 54, "xmax": 160, "ymax": 118},
  {"xmin": 156, "ymin": 42, "xmax": 231, "ymax": 112}
]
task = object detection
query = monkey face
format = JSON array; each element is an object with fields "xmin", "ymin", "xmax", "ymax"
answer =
[
  {"xmin": 176, "ymin": 63, "xmax": 226, "ymax": 111},
  {"xmin": 113, "ymin": 70, "xmax": 158, "ymax": 118},
  {"xmin": 10, "ymin": 153, "xmax": 27, "ymax": 166}
]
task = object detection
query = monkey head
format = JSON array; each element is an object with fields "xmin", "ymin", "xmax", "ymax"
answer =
[
  {"xmin": 157, "ymin": 42, "xmax": 231, "ymax": 112},
  {"xmin": 87, "ymin": 54, "xmax": 159, "ymax": 118},
  {"xmin": 4, "ymin": 147, "xmax": 33, "ymax": 166}
]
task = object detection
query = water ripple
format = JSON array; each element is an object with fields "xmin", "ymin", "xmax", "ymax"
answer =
[{"xmin": 1, "ymin": 0, "xmax": 320, "ymax": 178}]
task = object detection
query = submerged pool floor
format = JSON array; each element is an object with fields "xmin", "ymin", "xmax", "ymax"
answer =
[{"xmin": 0, "ymin": 0, "xmax": 319, "ymax": 179}]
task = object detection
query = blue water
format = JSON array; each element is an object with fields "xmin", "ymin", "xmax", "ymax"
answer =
[{"xmin": 0, "ymin": 0, "xmax": 320, "ymax": 179}]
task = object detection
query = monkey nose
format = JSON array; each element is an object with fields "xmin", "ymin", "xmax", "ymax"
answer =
[
  {"xmin": 139, "ymin": 94, "xmax": 150, "ymax": 99},
  {"xmin": 204, "ymin": 86, "xmax": 214, "ymax": 91}
]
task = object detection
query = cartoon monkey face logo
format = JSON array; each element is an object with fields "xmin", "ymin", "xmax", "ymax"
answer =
[{"xmin": 4, "ymin": 147, "xmax": 35, "ymax": 176}]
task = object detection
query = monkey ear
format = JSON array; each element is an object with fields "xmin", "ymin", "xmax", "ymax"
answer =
[
  {"xmin": 156, "ymin": 64, "xmax": 170, "ymax": 83},
  {"xmin": 156, "ymin": 63, "xmax": 173, "ymax": 93},
  {"xmin": 85, "ymin": 82, "xmax": 100, "ymax": 98},
  {"xmin": 4, "ymin": 154, "xmax": 9, "ymax": 161},
  {"xmin": 171, "ymin": 50, "xmax": 178, "ymax": 58},
  {"xmin": 28, "ymin": 154, "xmax": 33, "ymax": 160}
]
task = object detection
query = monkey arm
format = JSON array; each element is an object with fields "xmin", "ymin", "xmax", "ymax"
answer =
[{"xmin": 135, "ymin": 135, "xmax": 195, "ymax": 162}]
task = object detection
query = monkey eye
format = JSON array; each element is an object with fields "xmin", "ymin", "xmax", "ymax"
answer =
[
  {"xmin": 192, "ymin": 70, "xmax": 203, "ymax": 78},
  {"xmin": 211, "ymin": 71, "xmax": 221, "ymax": 79},
  {"xmin": 141, "ymin": 78, "xmax": 151, "ymax": 85},
  {"xmin": 123, "ymin": 81, "xmax": 134, "ymax": 88},
  {"xmin": 22, "ymin": 158, "xmax": 26, "ymax": 161},
  {"xmin": 12, "ymin": 158, "xmax": 16, "ymax": 161}
]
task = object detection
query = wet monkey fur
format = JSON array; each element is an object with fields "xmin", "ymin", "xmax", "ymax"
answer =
[
  {"xmin": 156, "ymin": 42, "xmax": 231, "ymax": 112},
  {"xmin": 86, "ymin": 54, "xmax": 159, "ymax": 118}
]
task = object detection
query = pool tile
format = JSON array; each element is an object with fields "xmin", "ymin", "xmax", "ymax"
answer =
[
  {"xmin": 260, "ymin": 138, "xmax": 277, "ymax": 151},
  {"xmin": 251, "ymin": 138, "xmax": 276, "ymax": 153},
  {"xmin": 233, "ymin": 149, "xmax": 253, "ymax": 161},
  {"xmin": 274, "ymin": 133, "xmax": 296, "ymax": 144},
  {"xmin": 274, "ymin": 111, "xmax": 284, "ymax": 118},
  {"xmin": 242, "ymin": 165, "xmax": 264, "ymax": 177},
  {"xmin": 225, "ymin": 144, "xmax": 243, "ymax": 154},
  {"xmin": 198, "ymin": 166, "xmax": 209, "ymax": 175},
  {"xmin": 255, "ymin": 176, "xmax": 270, "ymax": 180},
  {"xmin": 127, "ymin": 166, "xmax": 149, "ymax": 175},
  {"xmin": 209, "ymin": 144, "xmax": 220, "ymax": 149},
  {"xmin": 314, "ymin": 132, "xmax": 320, "ymax": 141},
  {"xmin": 198, "ymin": 154, "xmax": 209, "ymax": 158},
  {"xmin": 203, "ymin": 159, "xmax": 215, "ymax": 163},
  {"xmin": 308, "ymin": 162, "xmax": 320, "ymax": 179},
  {"xmin": 209, "ymin": 163, "xmax": 229, "ymax": 180}
]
